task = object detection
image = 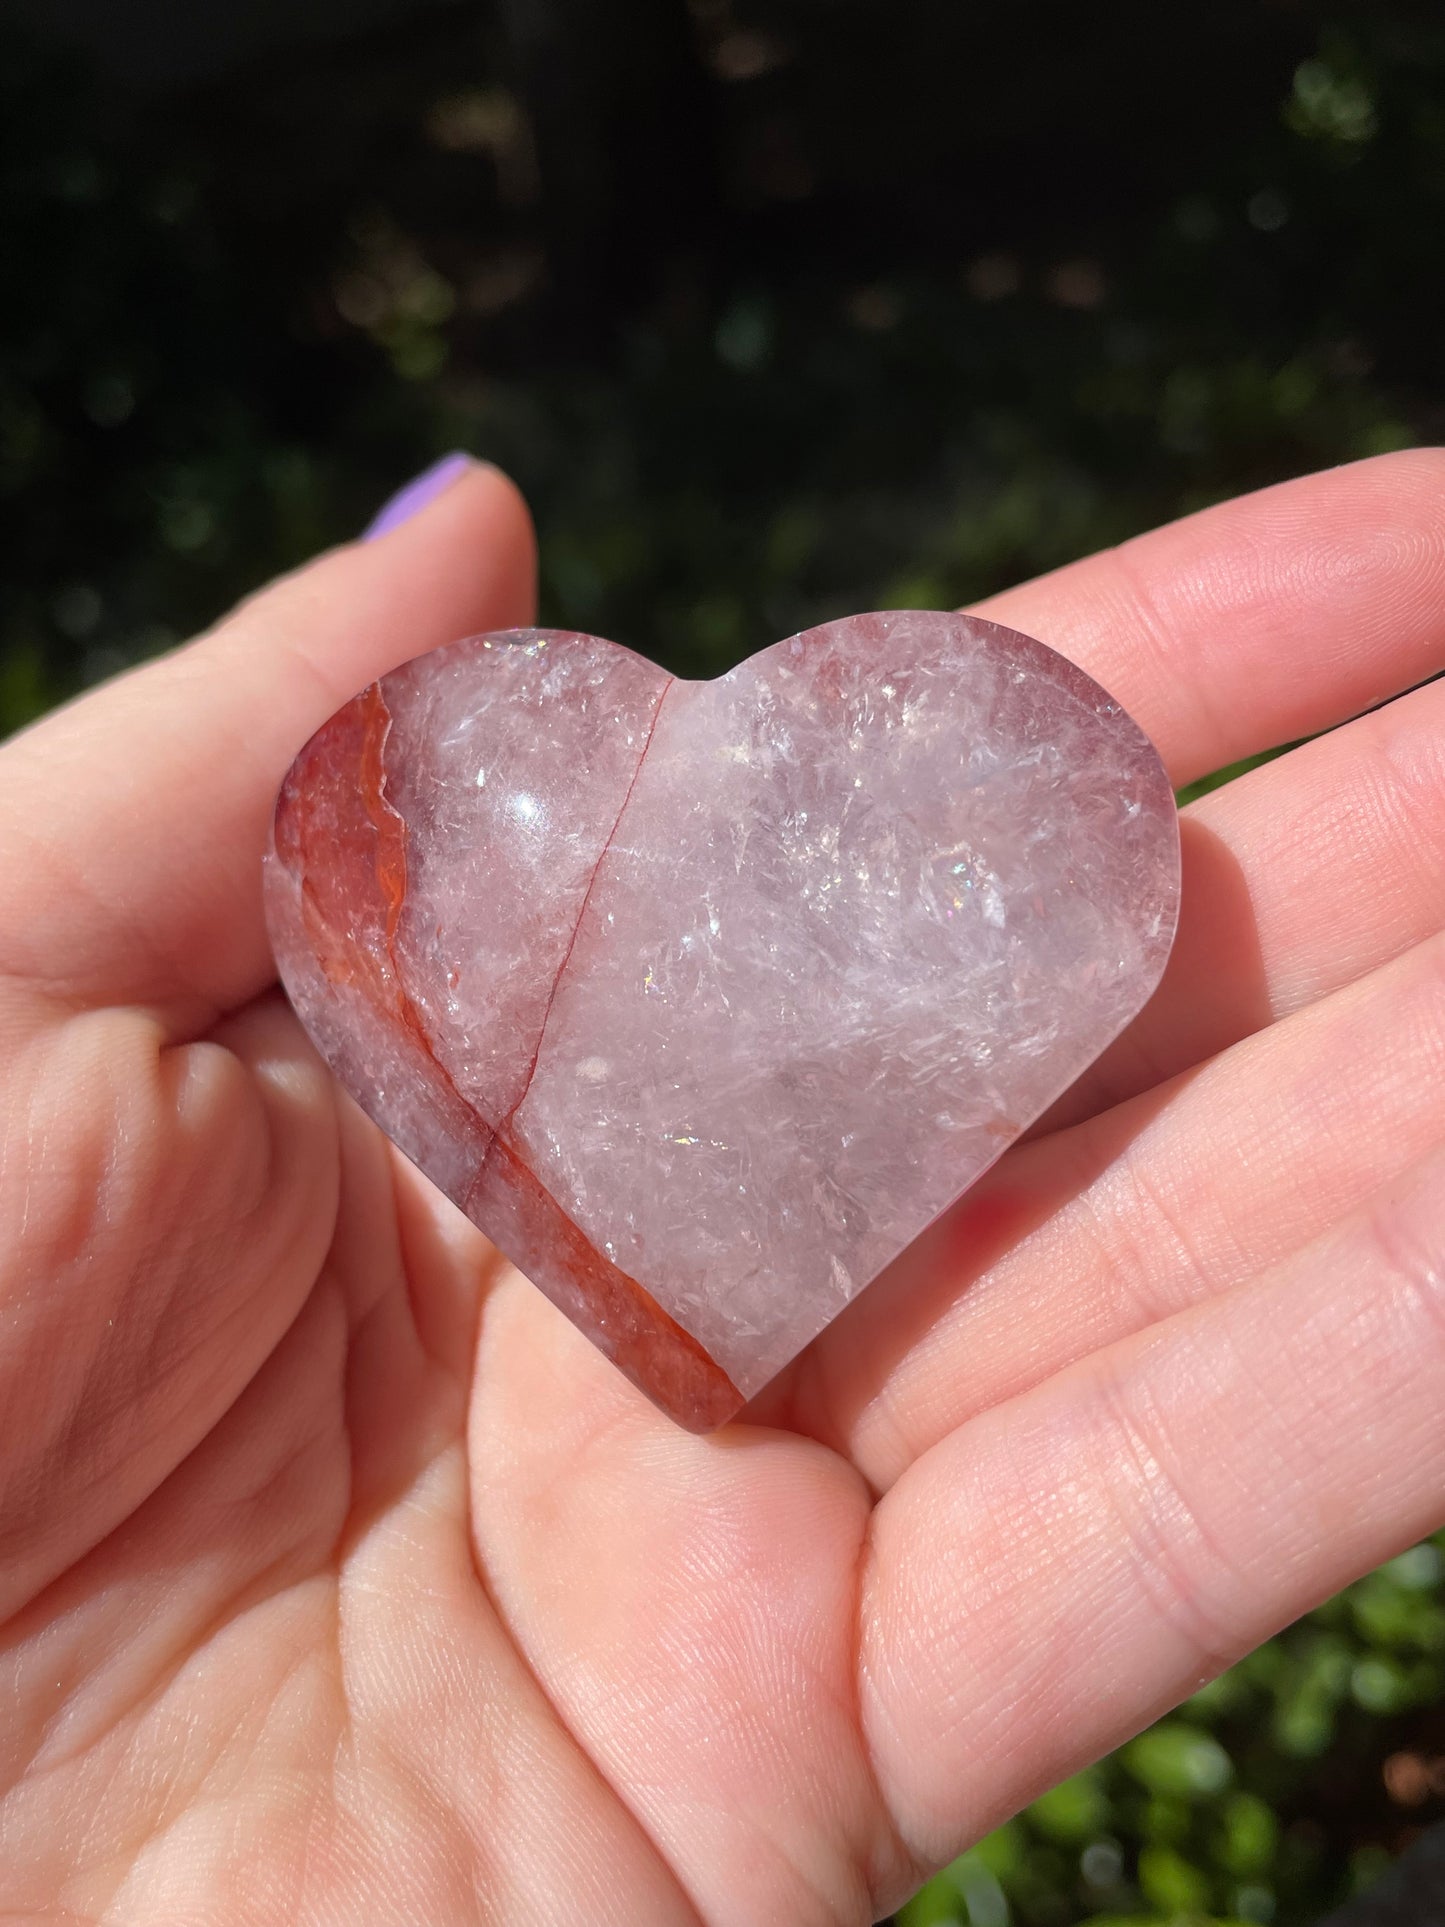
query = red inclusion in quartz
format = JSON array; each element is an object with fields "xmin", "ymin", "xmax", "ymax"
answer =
[{"xmin": 272, "ymin": 682, "xmax": 741, "ymax": 1432}]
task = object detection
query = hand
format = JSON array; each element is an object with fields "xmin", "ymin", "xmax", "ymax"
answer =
[{"xmin": 2, "ymin": 452, "xmax": 1443, "ymax": 1925}]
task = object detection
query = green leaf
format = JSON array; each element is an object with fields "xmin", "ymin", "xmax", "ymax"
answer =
[
  {"xmin": 972, "ymin": 1823, "xmax": 1027, "ymax": 1883},
  {"xmin": 1350, "ymin": 1655, "xmax": 1411, "ymax": 1715},
  {"xmin": 1029, "ymin": 1768, "xmax": 1112, "ymax": 1843},
  {"xmin": 1139, "ymin": 1843, "xmax": 1212, "ymax": 1914},
  {"xmin": 1215, "ymin": 1793, "xmax": 1279, "ymax": 1877},
  {"xmin": 1123, "ymin": 1725, "xmax": 1234, "ymax": 1799},
  {"xmin": 895, "ymin": 1880, "xmax": 968, "ymax": 1927}
]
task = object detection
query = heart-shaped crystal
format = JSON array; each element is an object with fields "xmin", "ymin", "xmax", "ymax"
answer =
[{"xmin": 265, "ymin": 612, "xmax": 1179, "ymax": 1429}]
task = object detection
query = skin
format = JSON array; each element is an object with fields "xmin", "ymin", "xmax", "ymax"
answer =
[{"xmin": 1, "ymin": 452, "xmax": 1444, "ymax": 1924}]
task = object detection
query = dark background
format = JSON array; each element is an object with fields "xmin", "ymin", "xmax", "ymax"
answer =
[{"xmin": 3, "ymin": 4, "xmax": 1445, "ymax": 1921}]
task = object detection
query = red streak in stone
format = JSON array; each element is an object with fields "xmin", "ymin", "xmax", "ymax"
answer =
[
  {"xmin": 358, "ymin": 681, "xmax": 409, "ymax": 950},
  {"xmin": 275, "ymin": 688, "xmax": 494, "ymax": 1207},
  {"xmin": 470, "ymin": 1137, "xmax": 741, "ymax": 1432},
  {"xmin": 337, "ymin": 686, "xmax": 500, "ymax": 1140},
  {"xmin": 284, "ymin": 676, "xmax": 735, "ymax": 1426},
  {"xmin": 354, "ymin": 686, "xmax": 467, "ymax": 1081}
]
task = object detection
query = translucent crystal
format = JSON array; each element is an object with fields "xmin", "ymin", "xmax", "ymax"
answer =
[{"xmin": 265, "ymin": 612, "xmax": 1180, "ymax": 1429}]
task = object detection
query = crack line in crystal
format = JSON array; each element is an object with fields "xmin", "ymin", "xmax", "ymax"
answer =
[{"xmin": 492, "ymin": 670, "xmax": 676, "ymax": 1159}]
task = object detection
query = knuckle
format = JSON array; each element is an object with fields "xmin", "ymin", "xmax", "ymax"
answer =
[
  {"xmin": 1363, "ymin": 1182, "xmax": 1445, "ymax": 1361},
  {"xmin": 1094, "ymin": 1366, "xmax": 1244, "ymax": 1677}
]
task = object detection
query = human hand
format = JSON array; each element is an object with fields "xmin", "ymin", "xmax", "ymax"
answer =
[{"xmin": 2, "ymin": 452, "xmax": 1443, "ymax": 1924}]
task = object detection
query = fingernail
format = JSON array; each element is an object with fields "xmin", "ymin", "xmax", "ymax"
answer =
[{"xmin": 363, "ymin": 452, "xmax": 474, "ymax": 540}]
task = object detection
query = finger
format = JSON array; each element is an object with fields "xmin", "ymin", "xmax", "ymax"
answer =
[
  {"xmin": 0, "ymin": 993, "xmax": 339, "ymax": 1614},
  {"xmin": 0, "ymin": 461, "xmax": 535, "ymax": 1025},
  {"xmin": 1045, "ymin": 668, "xmax": 1445, "ymax": 1130},
  {"xmin": 786, "ymin": 928, "xmax": 1445, "ymax": 1488},
  {"xmin": 973, "ymin": 448, "xmax": 1445, "ymax": 786},
  {"xmin": 859, "ymin": 1140, "xmax": 1445, "ymax": 1882}
]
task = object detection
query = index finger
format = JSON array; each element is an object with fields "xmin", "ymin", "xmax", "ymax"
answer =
[{"xmin": 975, "ymin": 447, "xmax": 1445, "ymax": 786}]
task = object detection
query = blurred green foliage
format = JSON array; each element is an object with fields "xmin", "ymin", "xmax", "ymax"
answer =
[
  {"xmin": 4, "ymin": 5, "xmax": 1445, "ymax": 1922},
  {"xmin": 4, "ymin": 6, "xmax": 1444, "ymax": 721}
]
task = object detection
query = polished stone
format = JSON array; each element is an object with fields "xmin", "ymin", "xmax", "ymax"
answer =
[{"xmin": 265, "ymin": 612, "xmax": 1180, "ymax": 1429}]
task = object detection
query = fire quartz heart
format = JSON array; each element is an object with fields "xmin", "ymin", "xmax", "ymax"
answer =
[{"xmin": 265, "ymin": 611, "xmax": 1180, "ymax": 1430}]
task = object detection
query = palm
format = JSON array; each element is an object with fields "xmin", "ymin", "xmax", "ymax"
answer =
[
  {"xmin": 0, "ymin": 1042, "xmax": 892, "ymax": 1919},
  {"xmin": 4, "ymin": 457, "xmax": 1445, "ymax": 1925}
]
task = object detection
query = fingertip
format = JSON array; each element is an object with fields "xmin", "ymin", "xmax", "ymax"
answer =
[
  {"xmin": 1355, "ymin": 442, "xmax": 1445, "ymax": 484},
  {"xmin": 367, "ymin": 456, "xmax": 538, "ymax": 631},
  {"xmin": 362, "ymin": 451, "xmax": 475, "ymax": 540},
  {"xmin": 468, "ymin": 460, "xmax": 539, "ymax": 629}
]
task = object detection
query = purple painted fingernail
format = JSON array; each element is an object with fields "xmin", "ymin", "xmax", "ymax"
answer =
[{"xmin": 363, "ymin": 452, "xmax": 474, "ymax": 540}]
